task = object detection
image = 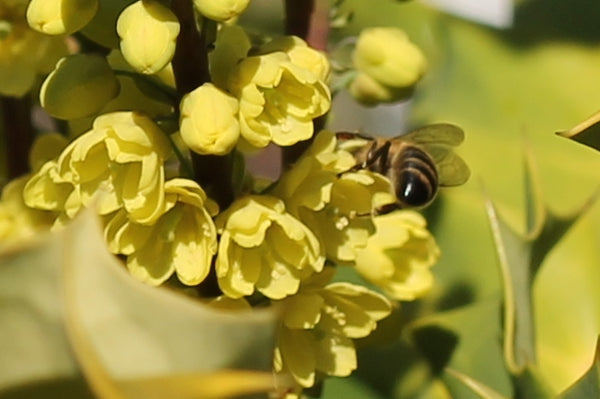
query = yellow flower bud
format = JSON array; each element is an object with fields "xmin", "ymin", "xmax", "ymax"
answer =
[
  {"xmin": 354, "ymin": 211, "xmax": 440, "ymax": 300},
  {"xmin": 348, "ymin": 72, "xmax": 412, "ymax": 105},
  {"xmin": 193, "ymin": 0, "xmax": 250, "ymax": 22},
  {"xmin": 351, "ymin": 27, "xmax": 426, "ymax": 104},
  {"xmin": 27, "ymin": 0, "xmax": 98, "ymax": 35},
  {"xmin": 179, "ymin": 83, "xmax": 240, "ymax": 155},
  {"xmin": 215, "ymin": 195, "xmax": 325, "ymax": 300},
  {"xmin": 117, "ymin": 0, "xmax": 180, "ymax": 74},
  {"xmin": 40, "ymin": 54, "xmax": 120, "ymax": 119}
]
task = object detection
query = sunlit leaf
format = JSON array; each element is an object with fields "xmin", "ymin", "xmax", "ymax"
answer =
[
  {"xmin": 0, "ymin": 211, "xmax": 280, "ymax": 398},
  {"xmin": 558, "ymin": 336, "xmax": 600, "ymax": 399},
  {"xmin": 485, "ymin": 148, "xmax": 596, "ymax": 395},
  {"xmin": 557, "ymin": 110, "xmax": 600, "ymax": 152}
]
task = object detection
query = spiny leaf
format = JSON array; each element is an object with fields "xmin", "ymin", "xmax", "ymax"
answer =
[
  {"xmin": 557, "ymin": 336, "xmax": 600, "ymax": 398},
  {"xmin": 485, "ymin": 147, "xmax": 596, "ymax": 380},
  {"xmin": 404, "ymin": 300, "xmax": 512, "ymax": 398},
  {"xmin": 557, "ymin": 111, "xmax": 600, "ymax": 152}
]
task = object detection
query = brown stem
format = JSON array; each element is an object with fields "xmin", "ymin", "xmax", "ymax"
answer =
[
  {"xmin": 171, "ymin": 0, "xmax": 209, "ymax": 97},
  {"xmin": 282, "ymin": 0, "xmax": 330, "ymax": 168},
  {"xmin": 171, "ymin": 0, "xmax": 234, "ymax": 210},
  {"xmin": 2, "ymin": 96, "xmax": 33, "ymax": 179},
  {"xmin": 284, "ymin": 0, "xmax": 315, "ymax": 38}
]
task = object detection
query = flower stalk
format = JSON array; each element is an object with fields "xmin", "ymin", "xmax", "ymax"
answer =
[{"xmin": 171, "ymin": 0, "xmax": 233, "ymax": 209}]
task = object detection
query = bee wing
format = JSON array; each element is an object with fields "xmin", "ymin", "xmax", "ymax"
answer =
[
  {"xmin": 401, "ymin": 123, "xmax": 465, "ymax": 146},
  {"xmin": 423, "ymin": 143, "xmax": 470, "ymax": 186}
]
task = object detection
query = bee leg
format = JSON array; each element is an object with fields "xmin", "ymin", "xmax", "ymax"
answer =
[
  {"xmin": 335, "ymin": 131, "xmax": 374, "ymax": 141},
  {"xmin": 364, "ymin": 140, "xmax": 391, "ymax": 172},
  {"xmin": 374, "ymin": 202, "xmax": 400, "ymax": 215}
]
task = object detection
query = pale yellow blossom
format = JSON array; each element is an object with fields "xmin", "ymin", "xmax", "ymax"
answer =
[
  {"xmin": 229, "ymin": 45, "xmax": 330, "ymax": 148},
  {"xmin": 105, "ymin": 178, "xmax": 218, "ymax": 286},
  {"xmin": 24, "ymin": 112, "xmax": 172, "ymax": 225},
  {"xmin": 274, "ymin": 267, "xmax": 391, "ymax": 387},
  {"xmin": 215, "ymin": 195, "xmax": 324, "ymax": 299},
  {"xmin": 354, "ymin": 211, "xmax": 440, "ymax": 300},
  {"xmin": 273, "ymin": 130, "xmax": 395, "ymax": 263}
]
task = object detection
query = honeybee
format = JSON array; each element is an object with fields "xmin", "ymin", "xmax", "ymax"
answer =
[{"xmin": 337, "ymin": 123, "xmax": 470, "ymax": 213}]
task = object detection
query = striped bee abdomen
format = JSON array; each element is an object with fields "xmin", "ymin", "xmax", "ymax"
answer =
[{"xmin": 393, "ymin": 146, "xmax": 438, "ymax": 207}]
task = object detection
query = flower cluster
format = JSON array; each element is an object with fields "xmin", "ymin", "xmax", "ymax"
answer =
[
  {"xmin": 180, "ymin": 26, "xmax": 331, "ymax": 153},
  {"xmin": 0, "ymin": 1, "xmax": 449, "ymax": 396}
]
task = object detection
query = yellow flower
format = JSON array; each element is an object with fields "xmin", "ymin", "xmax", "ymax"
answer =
[
  {"xmin": 297, "ymin": 171, "xmax": 394, "ymax": 263},
  {"xmin": 179, "ymin": 83, "xmax": 240, "ymax": 155},
  {"xmin": 24, "ymin": 112, "xmax": 172, "ymax": 225},
  {"xmin": 0, "ymin": 1, "xmax": 67, "ymax": 97},
  {"xmin": 105, "ymin": 178, "xmax": 218, "ymax": 286},
  {"xmin": 350, "ymin": 27, "xmax": 426, "ymax": 104},
  {"xmin": 228, "ymin": 42, "xmax": 331, "ymax": 148},
  {"xmin": 354, "ymin": 211, "xmax": 440, "ymax": 301},
  {"xmin": 116, "ymin": 0, "xmax": 180, "ymax": 74},
  {"xmin": 215, "ymin": 195, "xmax": 324, "ymax": 300},
  {"xmin": 273, "ymin": 130, "xmax": 396, "ymax": 263},
  {"xmin": 258, "ymin": 35, "xmax": 330, "ymax": 82},
  {"xmin": 273, "ymin": 267, "xmax": 391, "ymax": 387},
  {"xmin": 192, "ymin": 0, "xmax": 250, "ymax": 22},
  {"xmin": 272, "ymin": 130, "xmax": 355, "ymax": 215},
  {"xmin": 26, "ymin": 0, "xmax": 98, "ymax": 35},
  {"xmin": 0, "ymin": 176, "xmax": 54, "ymax": 243}
]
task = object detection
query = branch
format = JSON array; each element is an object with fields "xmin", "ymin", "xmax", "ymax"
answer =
[{"xmin": 2, "ymin": 96, "xmax": 33, "ymax": 179}]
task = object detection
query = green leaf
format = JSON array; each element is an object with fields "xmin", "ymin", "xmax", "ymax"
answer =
[
  {"xmin": 486, "ymin": 148, "xmax": 596, "ymax": 379},
  {"xmin": 0, "ymin": 211, "xmax": 279, "ymax": 398},
  {"xmin": 408, "ymin": 300, "xmax": 512, "ymax": 399},
  {"xmin": 40, "ymin": 54, "xmax": 120, "ymax": 120},
  {"xmin": 557, "ymin": 110, "xmax": 600, "ymax": 152},
  {"xmin": 445, "ymin": 368, "xmax": 508, "ymax": 399},
  {"xmin": 558, "ymin": 336, "xmax": 600, "ymax": 399}
]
